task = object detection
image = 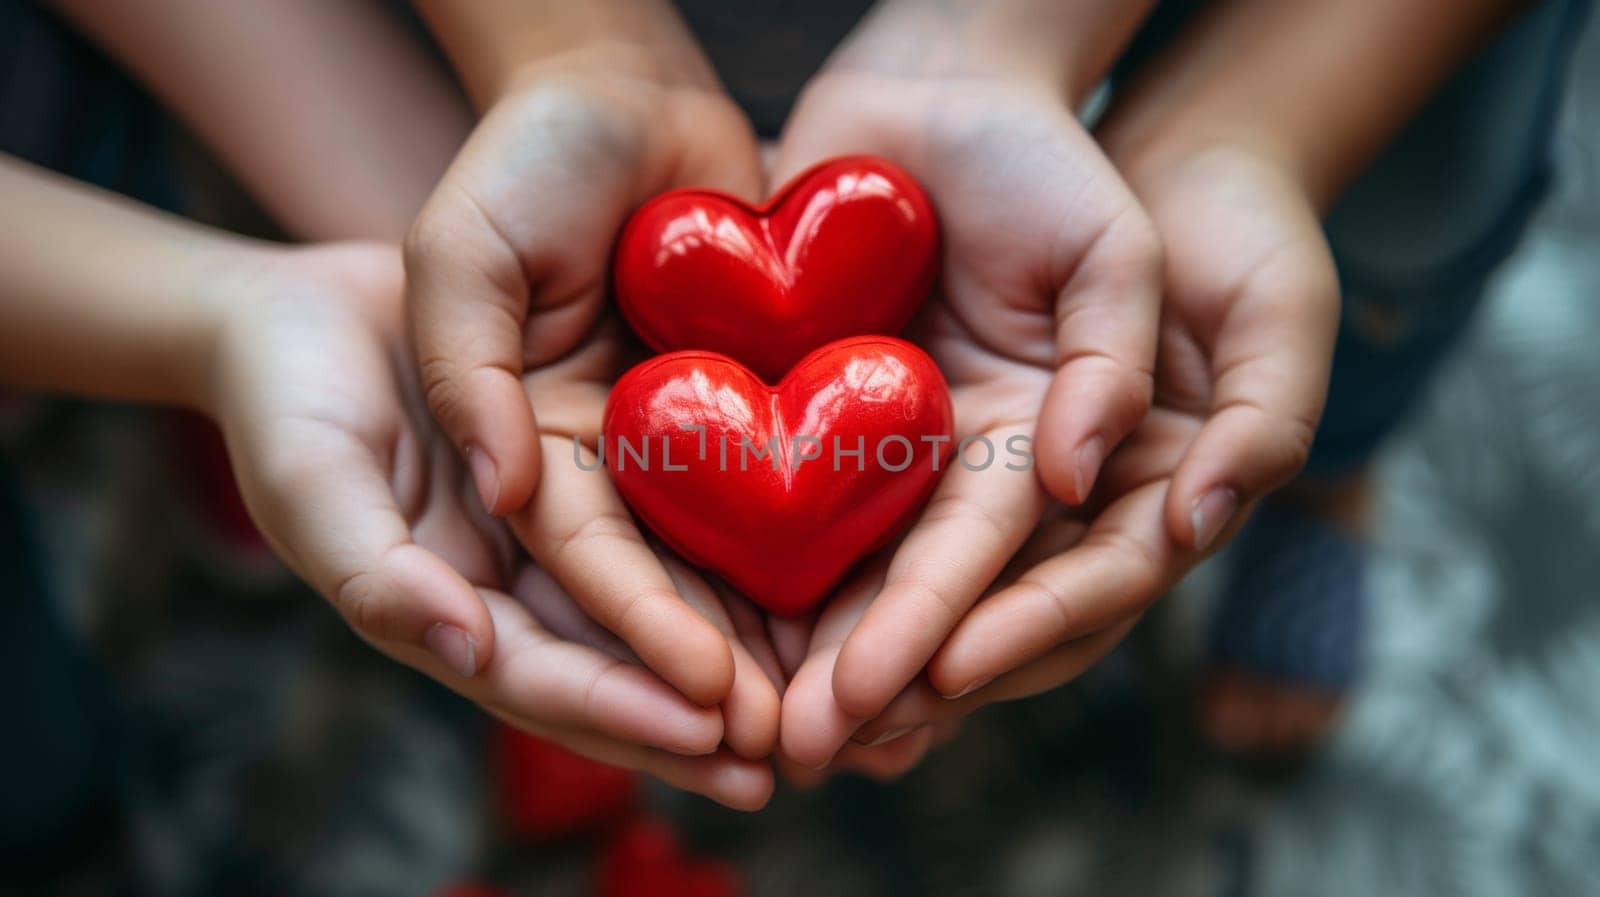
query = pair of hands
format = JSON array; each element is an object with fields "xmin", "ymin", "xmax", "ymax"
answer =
[{"xmin": 220, "ymin": 27, "xmax": 1338, "ymax": 808}]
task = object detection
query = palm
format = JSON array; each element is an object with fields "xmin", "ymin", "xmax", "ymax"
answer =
[
  {"xmin": 216, "ymin": 245, "xmax": 777, "ymax": 807},
  {"xmin": 814, "ymin": 149, "xmax": 1341, "ymax": 756},
  {"xmin": 769, "ymin": 73, "xmax": 1164, "ymax": 769},
  {"xmin": 405, "ymin": 60, "xmax": 791, "ymax": 711},
  {"xmin": 219, "ymin": 245, "xmax": 510, "ymax": 600}
]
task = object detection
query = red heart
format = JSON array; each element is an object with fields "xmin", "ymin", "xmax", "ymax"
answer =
[
  {"xmin": 494, "ymin": 725, "xmax": 637, "ymax": 838},
  {"xmin": 614, "ymin": 155, "xmax": 939, "ymax": 382},
  {"xmin": 597, "ymin": 818, "xmax": 742, "ymax": 897},
  {"xmin": 602, "ymin": 336, "xmax": 953, "ymax": 616}
]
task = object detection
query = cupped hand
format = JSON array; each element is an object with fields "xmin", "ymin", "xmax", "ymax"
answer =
[
  {"xmin": 770, "ymin": 67, "xmax": 1163, "ymax": 763},
  {"xmin": 783, "ymin": 146, "xmax": 1339, "ymax": 774},
  {"xmin": 404, "ymin": 48, "xmax": 769, "ymax": 705},
  {"xmin": 213, "ymin": 243, "xmax": 776, "ymax": 809}
]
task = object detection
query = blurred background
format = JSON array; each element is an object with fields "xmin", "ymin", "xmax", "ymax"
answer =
[{"xmin": 2, "ymin": 3, "xmax": 1598, "ymax": 897}]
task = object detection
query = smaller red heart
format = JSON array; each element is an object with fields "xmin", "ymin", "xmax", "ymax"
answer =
[
  {"xmin": 494, "ymin": 726, "xmax": 637, "ymax": 839},
  {"xmin": 614, "ymin": 155, "xmax": 939, "ymax": 382},
  {"xmin": 596, "ymin": 818, "xmax": 742, "ymax": 897},
  {"xmin": 602, "ymin": 336, "xmax": 953, "ymax": 616}
]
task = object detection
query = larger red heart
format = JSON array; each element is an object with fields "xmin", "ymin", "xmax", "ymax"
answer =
[
  {"xmin": 614, "ymin": 155, "xmax": 939, "ymax": 382},
  {"xmin": 602, "ymin": 336, "xmax": 953, "ymax": 616}
]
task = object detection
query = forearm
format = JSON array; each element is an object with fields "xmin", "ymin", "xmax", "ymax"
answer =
[
  {"xmin": 412, "ymin": 0, "xmax": 719, "ymax": 104},
  {"xmin": 1101, "ymin": 0, "xmax": 1530, "ymax": 208},
  {"xmin": 50, "ymin": 0, "xmax": 472, "ymax": 241},
  {"xmin": 0, "ymin": 155, "xmax": 250, "ymax": 410},
  {"xmin": 828, "ymin": 0, "xmax": 1159, "ymax": 100}
]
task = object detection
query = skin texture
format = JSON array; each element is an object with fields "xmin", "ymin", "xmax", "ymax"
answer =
[
  {"xmin": 49, "ymin": 0, "xmax": 471, "ymax": 241},
  {"xmin": 0, "ymin": 157, "xmax": 777, "ymax": 806},
  {"xmin": 405, "ymin": 2, "xmax": 783, "ymax": 708},
  {"xmin": 783, "ymin": 0, "xmax": 1530, "ymax": 776},
  {"xmin": 769, "ymin": 0, "xmax": 1164, "ymax": 769}
]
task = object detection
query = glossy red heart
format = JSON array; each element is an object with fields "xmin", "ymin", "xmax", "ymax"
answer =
[
  {"xmin": 602, "ymin": 336, "xmax": 954, "ymax": 616},
  {"xmin": 614, "ymin": 155, "xmax": 939, "ymax": 382}
]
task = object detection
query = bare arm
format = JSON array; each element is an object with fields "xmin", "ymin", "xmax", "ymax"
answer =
[
  {"xmin": 0, "ymin": 154, "xmax": 243, "ymax": 408},
  {"xmin": 49, "ymin": 0, "xmax": 472, "ymax": 240},
  {"xmin": 411, "ymin": 0, "xmax": 721, "ymax": 104},
  {"xmin": 1101, "ymin": 0, "xmax": 1532, "ymax": 207}
]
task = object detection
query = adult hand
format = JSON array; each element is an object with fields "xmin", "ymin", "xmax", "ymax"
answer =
[
  {"xmin": 405, "ymin": 44, "xmax": 767, "ymax": 705},
  {"xmin": 216, "ymin": 243, "xmax": 776, "ymax": 809}
]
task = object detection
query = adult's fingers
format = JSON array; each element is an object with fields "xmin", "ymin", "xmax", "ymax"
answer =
[
  {"xmin": 1165, "ymin": 241, "xmax": 1339, "ymax": 552},
  {"xmin": 928, "ymin": 478, "xmax": 1182, "ymax": 697},
  {"xmin": 240, "ymin": 420, "xmax": 494, "ymax": 679},
  {"xmin": 508, "ymin": 434, "xmax": 735, "ymax": 706},
  {"xmin": 778, "ymin": 560, "xmax": 892, "ymax": 768},
  {"xmin": 1035, "ymin": 203, "xmax": 1161, "ymax": 505},
  {"xmin": 830, "ymin": 423, "xmax": 1046, "ymax": 719}
]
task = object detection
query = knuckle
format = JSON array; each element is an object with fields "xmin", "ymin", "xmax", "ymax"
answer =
[
  {"xmin": 333, "ymin": 568, "xmax": 390, "ymax": 638},
  {"xmin": 419, "ymin": 356, "xmax": 469, "ymax": 428},
  {"xmin": 919, "ymin": 492, "xmax": 1011, "ymax": 547},
  {"xmin": 548, "ymin": 510, "xmax": 641, "ymax": 562}
]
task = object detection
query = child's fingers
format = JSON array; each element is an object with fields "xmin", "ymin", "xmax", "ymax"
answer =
[
  {"xmin": 406, "ymin": 187, "xmax": 541, "ymax": 517},
  {"xmin": 490, "ymin": 711, "xmax": 773, "ymax": 812},
  {"xmin": 721, "ymin": 587, "xmax": 790, "ymax": 695},
  {"xmin": 777, "ymin": 561, "xmax": 891, "ymax": 768},
  {"xmin": 1165, "ymin": 249, "xmax": 1339, "ymax": 553},
  {"xmin": 830, "ymin": 429, "xmax": 1046, "ymax": 719},
  {"xmin": 927, "ymin": 479, "xmax": 1180, "ymax": 698},
  {"xmin": 849, "ymin": 620, "xmax": 1135, "ymax": 746},
  {"xmin": 658, "ymin": 560, "xmax": 782, "ymax": 761},
  {"xmin": 513, "ymin": 563, "xmax": 638, "ymax": 661},
  {"xmin": 767, "ymin": 613, "xmax": 817, "ymax": 682},
  {"xmin": 1034, "ymin": 203, "xmax": 1162, "ymax": 506},
  {"xmin": 509, "ymin": 434, "xmax": 736, "ymax": 707},
  {"xmin": 828, "ymin": 725, "xmax": 937, "ymax": 783},
  {"xmin": 246, "ymin": 423, "xmax": 495, "ymax": 679},
  {"xmin": 466, "ymin": 589, "xmax": 724, "ymax": 756}
]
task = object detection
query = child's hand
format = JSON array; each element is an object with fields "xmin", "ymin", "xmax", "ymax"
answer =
[
  {"xmin": 212, "ymin": 244, "xmax": 775, "ymax": 808},
  {"xmin": 404, "ymin": 45, "xmax": 767, "ymax": 708},
  {"xmin": 770, "ymin": 36, "xmax": 1163, "ymax": 764},
  {"xmin": 780, "ymin": 146, "xmax": 1337, "ymax": 776}
]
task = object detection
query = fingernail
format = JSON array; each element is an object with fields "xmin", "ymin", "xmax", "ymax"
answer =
[
  {"xmin": 425, "ymin": 623, "xmax": 478, "ymax": 678},
  {"xmin": 1074, "ymin": 436, "xmax": 1106, "ymax": 503},
  {"xmin": 946, "ymin": 676, "xmax": 993, "ymax": 700},
  {"xmin": 1191, "ymin": 487, "xmax": 1239, "ymax": 552},
  {"xmin": 466, "ymin": 446, "xmax": 500, "ymax": 514}
]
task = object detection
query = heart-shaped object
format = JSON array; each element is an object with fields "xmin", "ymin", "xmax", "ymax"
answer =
[
  {"xmin": 602, "ymin": 336, "xmax": 953, "ymax": 616},
  {"xmin": 494, "ymin": 725, "xmax": 636, "ymax": 839},
  {"xmin": 614, "ymin": 155, "xmax": 939, "ymax": 382},
  {"xmin": 597, "ymin": 818, "xmax": 742, "ymax": 897}
]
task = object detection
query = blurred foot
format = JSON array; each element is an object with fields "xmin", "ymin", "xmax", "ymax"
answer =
[{"xmin": 1200, "ymin": 474, "xmax": 1371, "ymax": 759}]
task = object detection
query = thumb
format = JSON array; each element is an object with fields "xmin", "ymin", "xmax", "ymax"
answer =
[
  {"xmin": 243, "ymin": 425, "xmax": 496, "ymax": 679},
  {"xmin": 1167, "ymin": 247, "xmax": 1338, "ymax": 553}
]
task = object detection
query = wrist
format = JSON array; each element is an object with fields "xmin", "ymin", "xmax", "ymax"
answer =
[
  {"xmin": 1100, "ymin": 99, "xmax": 1312, "ymax": 204},
  {"xmin": 179, "ymin": 241, "xmax": 284, "ymax": 420},
  {"xmin": 417, "ymin": 0, "xmax": 720, "ymax": 106},
  {"xmin": 835, "ymin": 0, "xmax": 1156, "ymax": 104}
]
